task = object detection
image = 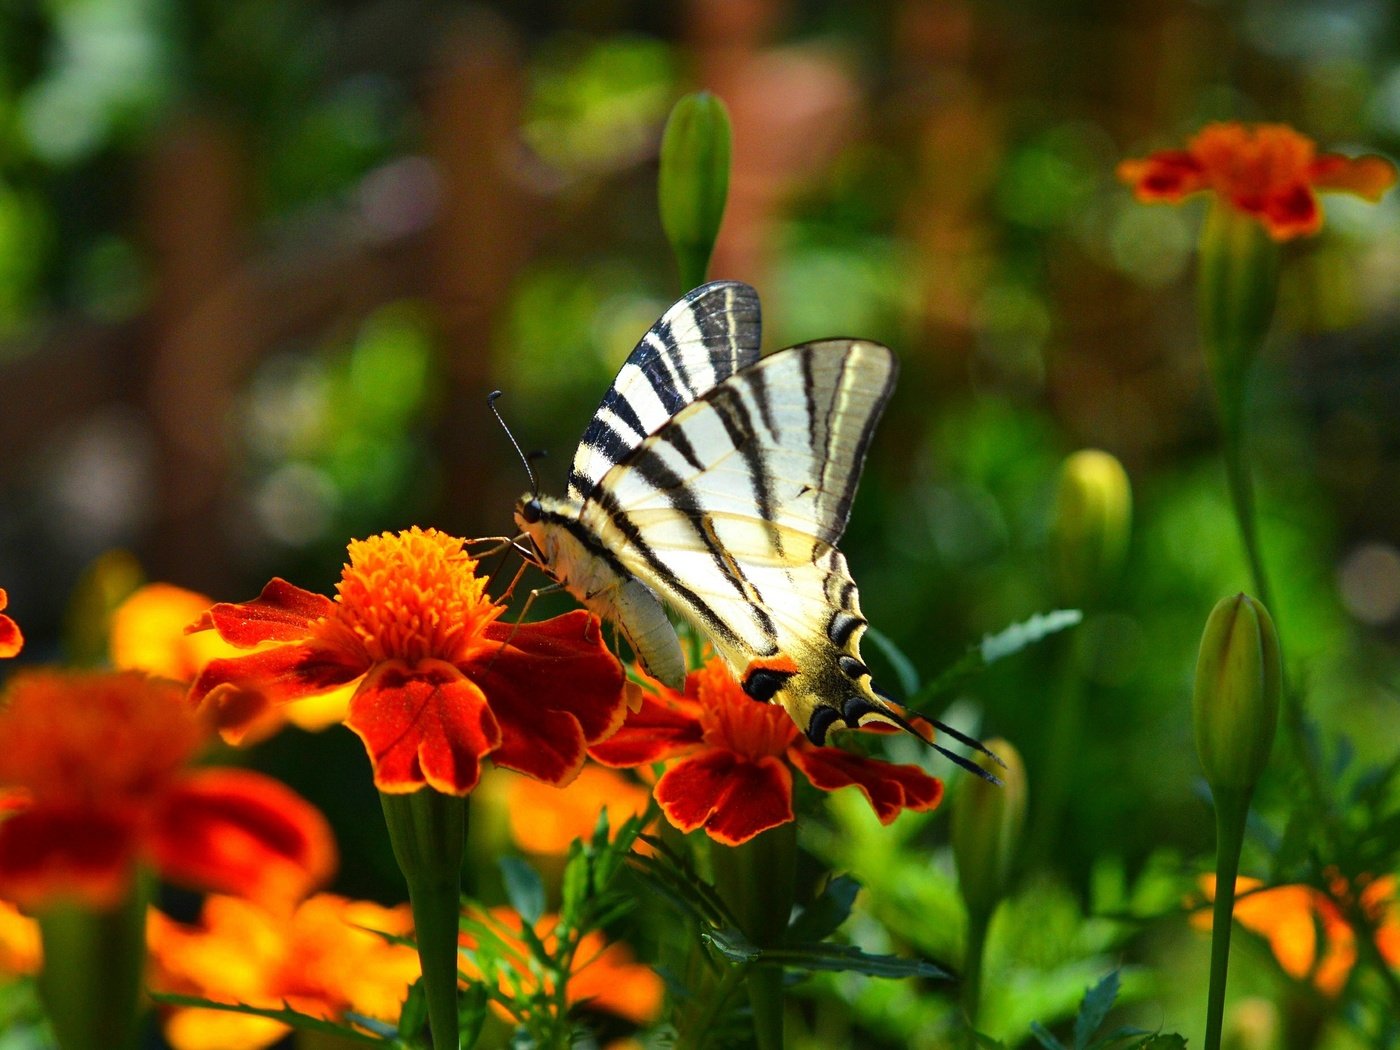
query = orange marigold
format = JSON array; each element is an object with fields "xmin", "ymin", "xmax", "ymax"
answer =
[
  {"xmin": 501, "ymin": 764, "xmax": 652, "ymax": 856},
  {"xmin": 0, "ymin": 670, "xmax": 335, "ymax": 910},
  {"xmin": 189, "ymin": 527, "xmax": 628, "ymax": 795},
  {"xmin": 1119, "ymin": 122, "xmax": 1396, "ymax": 240},
  {"xmin": 149, "ymin": 893, "xmax": 418, "ymax": 1050},
  {"xmin": 0, "ymin": 589, "xmax": 22, "ymax": 659}
]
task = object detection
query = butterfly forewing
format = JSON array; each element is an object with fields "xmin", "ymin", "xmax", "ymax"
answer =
[{"xmin": 567, "ymin": 281, "xmax": 761, "ymax": 501}]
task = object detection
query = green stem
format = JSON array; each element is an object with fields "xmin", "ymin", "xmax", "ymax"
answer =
[
  {"xmin": 674, "ymin": 963, "xmax": 745, "ymax": 1050},
  {"xmin": 1026, "ymin": 632, "xmax": 1082, "ymax": 869},
  {"xmin": 961, "ymin": 908, "xmax": 990, "ymax": 1040},
  {"xmin": 381, "ymin": 789, "xmax": 466, "ymax": 1050},
  {"xmin": 37, "ymin": 874, "xmax": 151, "ymax": 1050},
  {"xmin": 1220, "ymin": 420, "xmax": 1275, "ymax": 619},
  {"xmin": 1203, "ymin": 788, "xmax": 1250, "ymax": 1050}
]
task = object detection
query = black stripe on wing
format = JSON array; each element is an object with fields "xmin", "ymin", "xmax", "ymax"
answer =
[{"xmin": 567, "ymin": 281, "xmax": 761, "ymax": 500}]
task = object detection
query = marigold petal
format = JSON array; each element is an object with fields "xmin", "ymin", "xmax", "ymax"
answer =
[
  {"xmin": 0, "ymin": 901, "xmax": 40, "ymax": 975},
  {"xmin": 655, "ymin": 750, "xmax": 793, "ymax": 845},
  {"xmin": 190, "ymin": 644, "xmax": 365, "ymax": 738},
  {"xmin": 567, "ymin": 938, "xmax": 665, "ymax": 1024},
  {"xmin": 151, "ymin": 768, "xmax": 337, "ymax": 905},
  {"xmin": 588, "ymin": 685, "xmax": 705, "ymax": 767},
  {"xmin": 1310, "ymin": 152, "xmax": 1398, "ymax": 201},
  {"xmin": 1255, "ymin": 183, "xmax": 1322, "ymax": 240},
  {"xmin": 0, "ymin": 806, "xmax": 138, "ymax": 910},
  {"xmin": 1117, "ymin": 150, "xmax": 1209, "ymax": 202},
  {"xmin": 194, "ymin": 579, "xmax": 337, "ymax": 646},
  {"xmin": 161, "ymin": 1009, "xmax": 288, "ymax": 1050},
  {"xmin": 345, "ymin": 661, "xmax": 502, "ymax": 795},
  {"xmin": 475, "ymin": 612, "xmax": 627, "ymax": 785},
  {"xmin": 789, "ymin": 744, "xmax": 944, "ymax": 823}
]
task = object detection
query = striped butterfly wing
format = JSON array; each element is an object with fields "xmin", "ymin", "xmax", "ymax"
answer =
[
  {"xmin": 567, "ymin": 281, "xmax": 761, "ymax": 501},
  {"xmin": 577, "ymin": 339, "xmax": 907, "ymax": 743}
]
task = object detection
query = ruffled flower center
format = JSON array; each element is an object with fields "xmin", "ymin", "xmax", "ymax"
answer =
[
  {"xmin": 1190, "ymin": 123, "xmax": 1313, "ymax": 201},
  {"xmin": 693, "ymin": 662, "xmax": 796, "ymax": 759},
  {"xmin": 0, "ymin": 670, "xmax": 203, "ymax": 807},
  {"xmin": 319, "ymin": 527, "xmax": 503, "ymax": 666}
]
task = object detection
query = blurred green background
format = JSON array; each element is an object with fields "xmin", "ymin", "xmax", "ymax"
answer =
[{"xmin": 0, "ymin": 0, "xmax": 1398, "ymax": 1046}]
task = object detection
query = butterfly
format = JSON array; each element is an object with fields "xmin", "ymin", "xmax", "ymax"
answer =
[{"xmin": 511, "ymin": 281, "xmax": 996, "ymax": 776}]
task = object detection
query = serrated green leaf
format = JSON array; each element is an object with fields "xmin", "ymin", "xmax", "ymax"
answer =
[
  {"xmin": 914, "ymin": 610, "xmax": 1082, "ymax": 707},
  {"xmin": 864, "ymin": 627, "xmax": 921, "ymax": 697},
  {"xmin": 702, "ymin": 925, "xmax": 761, "ymax": 962},
  {"xmin": 397, "ymin": 978, "xmax": 427, "ymax": 1041},
  {"xmin": 766, "ymin": 942, "xmax": 950, "ymax": 980},
  {"xmin": 559, "ymin": 840, "xmax": 589, "ymax": 927},
  {"xmin": 499, "ymin": 856, "xmax": 546, "ymax": 924},
  {"xmin": 1074, "ymin": 970, "xmax": 1120, "ymax": 1050},
  {"xmin": 148, "ymin": 993, "xmax": 390, "ymax": 1044},
  {"xmin": 1030, "ymin": 1021, "xmax": 1068, "ymax": 1050},
  {"xmin": 786, "ymin": 874, "xmax": 861, "ymax": 944}
]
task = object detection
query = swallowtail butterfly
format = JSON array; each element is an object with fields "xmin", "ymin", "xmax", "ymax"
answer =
[{"xmin": 513, "ymin": 281, "xmax": 993, "ymax": 774}]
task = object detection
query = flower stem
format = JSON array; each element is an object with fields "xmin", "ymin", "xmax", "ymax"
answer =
[
  {"xmin": 36, "ymin": 874, "xmax": 150, "ymax": 1050},
  {"xmin": 381, "ymin": 789, "xmax": 466, "ymax": 1050},
  {"xmin": 960, "ymin": 908, "xmax": 990, "ymax": 1040},
  {"xmin": 1219, "ymin": 420, "xmax": 1274, "ymax": 620},
  {"xmin": 1203, "ymin": 787, "xmax": 1249, "ymax": 1050}
]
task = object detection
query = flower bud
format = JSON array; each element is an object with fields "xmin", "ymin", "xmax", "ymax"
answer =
[
  {"xmin": 658, "ymin": 91, "xmax": 731, "ymax": 291},
  {"xmin": 1052, "ymin": 449, "xmax": 1131, "ymax": 606},
  {"xmin": 951, "ymin": 738, "xmax": 1026, "ymax": 920},
  {"xmin": 1193, "ymin": 594, "xmax": 1281, "ymax": 792}
]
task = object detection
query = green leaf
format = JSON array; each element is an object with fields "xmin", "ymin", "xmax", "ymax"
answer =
[
  {"xmin": 559, "ymin": 839, "xmax": 590, "ymax": 927},
  {"xmin": 1073, "ymin": 970, "xmax": 1119, "ymax": 1050},
  {"xmin": 914, "ymin": 609, "xmax": 1082, "ymax": 707},
  {"xmin": 1030, "ymin": 1021, "xmax": 1069, "ymax": 1050},
  {"xmin": 764, "ymin": 942, "xmax": 950, "ymax": 980},
  {"xmin": 397, "ymin": 978, "xmax": 428, "ymax": 1041},
  {"xmin": 148, "ymin": 993, "xmax": 391, "ymax": 1045},
  {"xmin": 702, "ymin": 925, "xmax": 762, "ymax": 962},
  {"xmin": 786, "ymin": 874, "xmax": 861, "ymax": 944},
  {"xmin": 1132, "ymin": 1035, "xmax": 1187, "ymax": 1049},
  {"xmin": 499, "ymin": 856, "xmax": 546, "ymax": 924},
  {"xmin": 863, "ymin": 627, "xmax": 921, "ymax": 697},
  {"xmin": 459, "ymin": 980, "xmax": 489, "ymax": 1049}
]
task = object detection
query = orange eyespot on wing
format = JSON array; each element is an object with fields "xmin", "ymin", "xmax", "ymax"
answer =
[{"xmin": 741, "ymin": 655, "xmax": 800, "ymax": 703}]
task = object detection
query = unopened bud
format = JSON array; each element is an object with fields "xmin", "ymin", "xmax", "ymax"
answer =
[
  {"xmin": 1193, "ymin": 594, "xmax": 1281, "ymax": 792},
  {"xmin": 1052, "ymin": 450, "xmax": 1131, "ymax": 606},
  {"xmin": 658, "ymin": 91, "xmax": 731, "ymax": 291},
  {"xmin": 951, "ymin": 738, "xmax": 1026, "ymax": 920}
]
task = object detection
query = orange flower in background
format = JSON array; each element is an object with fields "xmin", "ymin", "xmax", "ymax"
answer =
[
  {"xmin": 502, "ymin": 764, "xmax": 652, "ymax": 855},
  {"xmin": 1119, "ymin": 122, "xmax": 1396, "ymax": 239},
  {"xmin": 590, "ymin": 658, "xmax": 944, "ymax": 845},
  {"xmin": 0, "ymin": 670, "xmax": 335, "ymax": 910},
  {"xmin": 113, "ymin": 583, "xmax": 350, "ymax": 735},
  {"xmin": 460, "ymin": 906, "xmax": 663, "ymax": 1027},
  {"xmin": 0, "ymin": 901, "xmax": 39, "ymax": 976},
  {"xmin": 1195, "ymin": 873, "xmax": 1400, "ymax": 996},
  {"xmin": 0, "ymin": 589, "xmax": 22, "ymax": 659},
  {"xmin": 189, "ymin": 527, "xmax": 628, "ymax": 795},
  {"xmin": 149, "ymin": 893, "xmax": 418, "ymax": 1050}
]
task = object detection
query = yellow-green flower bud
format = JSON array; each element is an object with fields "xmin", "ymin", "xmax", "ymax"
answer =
[
  {"xmin": 1193, "ymin": 594, "xmax": 1281, "ymax": 792},
  {"xmin": 1052, "ymin": 449, "xmax": 1131, "ymax": 606},
  {"xmin": 658, "ymin": 91, "xmax": 731, "ymax": 291},
  {"xmin": 951, "ymin": 738, "xmax": 1026, "ymax": 920},
  {"xmin": 1198, "ymin": 201, "xmax": 1281, "ymax": 436}
]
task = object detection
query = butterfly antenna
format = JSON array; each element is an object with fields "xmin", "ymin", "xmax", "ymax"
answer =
[
  {"xmin": 924, "ymin": 717, "xmax": 1007, "ymax": 769},
  {"xmin": 487, "ymin": 390, "xmax": 539, "ymax": 497},
  {"xmin": 877, "ymin": 705, "xmax": 1003, "ymax": 785}
]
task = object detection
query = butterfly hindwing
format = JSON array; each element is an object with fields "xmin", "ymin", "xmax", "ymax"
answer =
[
  {"xmin": 567, "ymin": 281, "xmax": 761, "ymax": 501},
  {"xmin": 575, "ymin": 339, "xmax": 901, "ymax": 740}
]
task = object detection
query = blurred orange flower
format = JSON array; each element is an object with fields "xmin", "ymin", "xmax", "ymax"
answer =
[
  {"xmin": 0, "ymin": 589, "xmax": 22, "ymax": 659},
  {"xmin": 504, "ymin": 764, "xmax": 652, "ymax": 855},
  {"xmin": 1196, "ymin": 873, "xmax": 1400, "ymax": 996},
  {"xmin": 0, "ymin": 670, "xmax": 335, "ymax": 910},
  {"xmin": 0, "ymin": 901, "xmax": 39, "ymax": 976},
  {"xmin": 149, "ymin": 893, "xmax": 418, "ymax": 1050},
  {"xmin": 460, "ymin": 906, "xmax": 663, "ymax": 1026},
  {"xmin": 112, "ymin": 583, "xmax": 350, "ymax": 735},
  {"xmin": 1119, "ymin": 123, "xmax": 1396, "ymax": 239},
  {"xmin": 189, "ymin": 527, "xmax": 628, "ymax": 795}
]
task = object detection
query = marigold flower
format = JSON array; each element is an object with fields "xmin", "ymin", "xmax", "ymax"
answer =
[
  {"xmin": 1195, "ymin": 873, "xmax": 1400, "ymax": 996},
  {"xmin": 188, "ymin": 527, "xmax": 628, "ymax": 795},
  {"xmin": 113, "ymin": 583, "xmax": 350, "ymax": 735},
  {"xmin": 1118, "ymin": 122, "xmax": 1396, "ymax": 240},
  {"xmin": 460, "ymin": 906, "xmax": 663, "ymax": 1026},
  {"xmin": 589, "ymin": 658, "xmax": 943, "ymax": 845},
  {"xmin": 501, "ymin": 764, "xmax": 652, "ymax": 856},
  {"xmin": 0, "ymin": 900, "xmax": 39, "ymax": 976},
  {"xmin": 0, "ymin": 589, "xmax": 22, "ymax": 659},
  {"xmin": 148, "ymin": 893, "xmax": 418, "ymax": 1050},
  {"xmin": 0, "ymin": 670, "xmax": 335, "ymax": 910}
]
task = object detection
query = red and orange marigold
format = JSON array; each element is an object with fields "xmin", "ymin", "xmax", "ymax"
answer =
[
  {"xmin": 189, "ymin": 527, "xmax": 628, "ymax": 795},
  {"xmin": 0, "ymin": 670, "xmax": 334, "ymax": 911},
  {"xmin": 0, "ymin": 590, "xmax": 21, "ymax": 659},
  {"xmin": 589, "ymin": 657, "xmax": 944, "ymax": 845},
  {"xmin": 1118, "ymin": 122, "xmax": 1396, "ymax": 240}
]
